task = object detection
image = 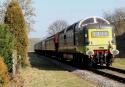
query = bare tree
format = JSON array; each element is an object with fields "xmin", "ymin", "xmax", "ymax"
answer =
[
  {"xmin": 19, "ymin": 0, "xmax": 35, "ymax": 31},
  {"xmin": 48, "ymin": 20, "xmax": 68, "ymax": 36},
  {"xmin": 104, "ymin": 8, "xmax": 125, "ymax": 57},
  {"xmin": 0, "ymin": 0, "xmax": 35, "ymax": 31},
  {"xmin": 0, "ymin": 0, "xmax": 8, "ymax": 23},
  {"xmin": 104, "ymin": 8, "xmax": 125, "ymax": 35}
]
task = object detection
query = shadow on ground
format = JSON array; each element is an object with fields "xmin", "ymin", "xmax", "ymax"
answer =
[{"xmin": 28, "ymin": 52, "xmax": 67, "ymax": 71}]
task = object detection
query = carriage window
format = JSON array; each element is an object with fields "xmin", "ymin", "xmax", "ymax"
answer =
[{"xmin": 64, "ymin": 35, "xmax": 66, "ymax": 39}]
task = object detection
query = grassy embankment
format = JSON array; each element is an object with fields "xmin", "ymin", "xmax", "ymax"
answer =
[
  {"xmin": 20, "ymin": 53, "xmax": 98, "ymax": 87},
  {"xmin": 112, "ymin": 58, "xmax": 125, "ymax": 69}
]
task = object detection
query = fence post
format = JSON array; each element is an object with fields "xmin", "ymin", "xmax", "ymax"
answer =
[{"xmin": 12, "ymin": 50, "xmax": 17, "ymax": 77}]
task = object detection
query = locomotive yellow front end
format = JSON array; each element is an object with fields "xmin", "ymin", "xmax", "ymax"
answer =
[
  {"xmin": 85, "ymin": 25, "xmax": 119, "ymax": 66},
  {"xmin": 78, "ymin": 17, "xmax": 119, "ymax": 67}
]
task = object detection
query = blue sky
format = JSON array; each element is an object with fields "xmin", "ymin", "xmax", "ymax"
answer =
[{"xmin": 29, "ymin": 0, "xmax": 125, "ymax": 38}]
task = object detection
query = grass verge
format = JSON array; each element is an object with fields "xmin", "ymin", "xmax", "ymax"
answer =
[
  {"xmin": 20, "ymin": 53, "xmax": 98, "ymax": 87},
  {"xmin": 112, "ymin": 58, "xmax": 125, "ymax": 69}
]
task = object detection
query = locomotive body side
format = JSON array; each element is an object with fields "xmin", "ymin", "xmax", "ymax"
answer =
[
  {"xmin": 45, "ymin": 37, "xmax": 55, "ymax": 51},
  {"xmin": 59, "ymin": 26, "xmax": 75, "ymax": 53}
]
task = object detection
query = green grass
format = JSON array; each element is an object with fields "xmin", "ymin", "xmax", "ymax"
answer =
[
  {"xmin": 112, "ymin": 58, "xmax": 125, "ymax": 69},
  {"xmin": 20, "ymin": 53, "xmax": 98, "ymax": 87}
]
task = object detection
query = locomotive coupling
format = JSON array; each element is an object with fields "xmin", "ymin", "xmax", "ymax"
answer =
[{"xmin": 86, "ymin": 50, "xmax": 94, "ymax": 56}]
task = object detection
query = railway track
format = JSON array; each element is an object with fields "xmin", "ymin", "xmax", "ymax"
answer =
[
  {"xmin": 107, "ymin": 67, "xmax": 125, "ymax": 74},
  {"xmin": 55, "ymin": 58, "xmax": 125, "ymax": 84},
  {"xmin": 89, "ymin": 68, "xmax": 125, "ymax": 84},
  {"xmin": 37, "ymin": 54, "xmax": 125, "ymax": 86}
]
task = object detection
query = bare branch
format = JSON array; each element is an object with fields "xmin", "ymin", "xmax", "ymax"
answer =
[
  {"xmin": 48, "ymin": 20, "xmax": 68, "ymax": 36},
  {"xmin": 104, "ymin": 8, "xmax": 125, "ymax": 35},
  {"xmin": 0, "ymin": 0, "xmax": 35, "ymax": 31}
]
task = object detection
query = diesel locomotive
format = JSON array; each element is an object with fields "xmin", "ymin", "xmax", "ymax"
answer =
[{"xmin": 35, "ymin": 16, "xmax": 119, "ymax": 67}]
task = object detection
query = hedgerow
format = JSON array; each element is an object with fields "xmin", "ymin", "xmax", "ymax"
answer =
[
  {"xmin": 4, "ymin": 1, "xmax": 29, "ymax": 67},
  {"xmin": 0, "ymin": 24, "xmax": 14, "ymax": 72}
]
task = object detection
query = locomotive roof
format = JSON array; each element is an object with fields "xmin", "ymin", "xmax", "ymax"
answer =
[
  {"xmin": 78, "ymin": 16, "xmax": 110, "ymax": 28},
  {"xmin": 86, "ymin": 23, "xmax": 113, "ymax": 29},
  {"xmin": 43, "ymin": 16, "xmax": 111, "ymax": 41}
]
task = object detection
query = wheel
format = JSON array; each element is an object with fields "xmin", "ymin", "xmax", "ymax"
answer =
[
  {"xmin": 106, "ymin": 62, "xmax": 111, "ymax": 67},
  {"xmin": 100, "ymin": 58, "xmax": 103, "ymax": 66},
  {"xmin": 88, "ymin": 58, "xmax": 94, "ymax": 67},
  {"xmin": 106, "ymin": 54, "xmax": 112, "ymax": 67},
  {"xmin": 106, "ymin": 58, "xmax": 112, "ymax": 67}
]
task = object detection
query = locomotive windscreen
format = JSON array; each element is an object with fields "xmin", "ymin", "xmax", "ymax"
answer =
[{"xmin": 92, "ymin": 31, "xmax": 109, "ymax": 37}]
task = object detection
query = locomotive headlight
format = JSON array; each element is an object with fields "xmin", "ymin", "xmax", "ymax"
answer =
[
  {"xmin": 111, "ymin": 49, "xmax": 119, "ymax": 56},
  {"xmin": 86, "ymin": 50, "xmax": 94, "ymax": 56}
]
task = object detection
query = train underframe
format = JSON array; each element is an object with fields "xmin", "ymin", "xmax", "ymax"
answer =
[
  {"xmin": 88, "ymin": 50, "xmax": 113, "ymax": 67},
  {"xmin": 35, "ymin": 50, "xmax": 113, "ymax": 67}
]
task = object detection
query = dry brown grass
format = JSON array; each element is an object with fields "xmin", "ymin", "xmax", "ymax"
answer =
[
  {"xmin": 112, "ymin": 58, "xmax": 125, "ymax": 69},
  {"xmin": 20, "ymin": 67, "xmax": 98, "ymax": 87},
  {"xmin": 20, "ymin": 53, "xmax": 98, "ymax": 87}
]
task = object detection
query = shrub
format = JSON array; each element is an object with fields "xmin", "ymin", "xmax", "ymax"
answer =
[
  {"xmin": 0, "ymin": 24, "xmax": 14, "ymax": 72},
  {"xmin": 0, "ymin": 57, "xmax": 9, "ymax": 87},
  {"xmin": 4, "ymin": 1, "xmax": 29, "ymax": 67}
]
